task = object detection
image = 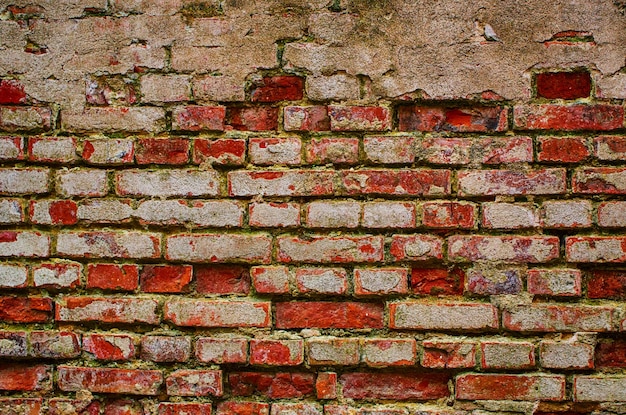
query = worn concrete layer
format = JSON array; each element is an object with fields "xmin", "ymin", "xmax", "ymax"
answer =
[{"xmin": 0, "ymin": 0, "xmax": 625, "ymax": 107}]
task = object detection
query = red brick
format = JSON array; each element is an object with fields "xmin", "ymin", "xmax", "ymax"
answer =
[
  {"xmin": 480, "ymin": 136, "xmax": 534, "ymax": 164},
  {"xmin": 0, "ymin": 364, "xmax": 51, "ymax": 391},
  {"xmin": 140, "ymin": 265, "xmax": 192, "ymax": 293},
  {"xmin": 284, "ymin": 106, "xmax": 330, "ymax": 131},
  {"xmin": 295, "ymin": 267, "xmax": 347, "ymax": 295},
  {"xmin": 364, "ymin": 136, "xmax": 415, "ymax": 164},
  {"xmin": 251, "ymin": 76, "xmax": 303, "ymax": 102},
  {"xmin": 340, "ymin": 372, "xmax": 450, "ymax": 400},
  {"xmin": 527, "ymin": 268, "xmax": 582, "ymax": 297},
  {"xmin": 277, "ymin": 235, "xmax": 384, "ymax": 263},
  {"xmin": 250, "ymin": 266, "xmax": 290, "ymax": 294},
  {"xmin": 249, "ymin": 137, "xmax": 301, "ymax": 165},
  {"xmin": 249, "ymin": 202, "xmax": 300, "ymax": 228},
  {"xmin": 28, "ymin": 136, "xmax": 77, "ymax": 163},
  {"xmin": 456, "ymin": 374, "xmax": 565, "ymax": 401},
  {"xmin": 227, "ymin": 107, "xmax": 279, "ymax": 131},
  {"xmin": 0, "ymin": 80, "xmax": 27, "ymax": 104},
  {"xmin": 275, "ymin": 302, "xmax": 383, "ymax": 329},
  {"xmin": 29, "ymin": 200, "xmax": 78, "ymax": 225},
  {"xmin": 316, "ymin": 372, "xmax": 337, "ymax": 399},
  {"xmin": 57, "ymin": 231, "xmax": 161, "ymax": 259},
  {"xmin": 229, "ymin": 372, "xmax": 314, "ymax": 399},
  {"xmin": 458, "ymin": 169, "xmax": 566, "ymax": 196},
  {"xmin": 166, "ymin": 369, "xmax": 222, "ymax": 397},
  {"xmin": 0, "ymin": 297, "xmax": 52, "ymax": 322},
  {"xmin": 166, "ymin": 233, "xmax": 271, "ymax": 263},
  {"xmin": 503, "ymin": 304, "xmax": 614, "ymax": 332},
  {"xmin": 195, "ymin": 265, "xmax": 250, "ymax": 294},
  {"xmin": 195, "ymin": 337, "xmax": 248, "ymax": 364},
  {"xmin": 56, "ymin": 297, "xmax": 159, "ymax": 325},
  {"xmin": 0, "ymin": 106, "xmax": 51, "ymax": 132},
  {"xmin": 390, "ymin": 302, "xmax": 498, "ymax": 331},
  {"xmin": 362, "ymin": 339, "xmax": 417, "ymax": 367},
  {"xmin": 158, "ymin": 403, "xmax": 213, "ymax": 415},
  {"xmin": 0, "ymin": 398, "xmax": 43, "ymax": 415},
  {"xmin": 229, "ymin": 170, "xmax": 335, "ymax": 197},
  {"xmin": 33, "ymin": 262, "xmax": 81, "ymax": 289},
  {"xmin": 87, "ymin": 264, "xmax": 138, "ymax": 291},
  {"xmin": 250, "ymin": 339, "xmax": 304, "ymax": 366},
  {"xmin": 216, "ymin": 402, "xmax": 269, "ymax": 415},
  {"xmin": 596, "ymin": 339, "xmax": 626, "ymax": 368},
  {"xmin": 58, "ymin": 366, "xmax": 162, "ymax": 395},
  {"xmin": 537, "ymin": 136, "xmax": 590, "ymax": 162},
  {"xmin": 342, "ymin": 169, "xmax": 451, "ymax": 196},
  {"xmin": 48, "ymin": 399, "xmax": 100, "ymax": 415},
  {"xmin": 193, "ymin": 138, "xmax": 246, "ymax": 165},
  {"xmin": 514, "ymin": 104, "xmax": 624, "ymax": 131},
  {"xmin": 566, "ymin": 236, "xmax": 626, "ymax": 263},
  {"xmin": 135, "ymin": 138, "xmax": 189, "ymax": 164},
  {"xmin": 480, "ymin": 341, "xmax": 535, "ymax": 369},
  {"xmin": 165, "ymin": 300, "xmax": 271, "ymax": 328},
  {"xmin": 420, "ymin": 137, "xmax": 471, "ymax": 165},
  {"xmin": 354, "ymin": 268, "xmax": 409, "ymax": 296},
  {"xmin": 307, "ymin": 337, "xmax": 359, "ymax": 365},
  {"xmin": 398, "ymin": 105, "xmax": 507, "ymax": 132},
  {"xmin": 587, "ymin": 270, "xmax": 626, "ymax": 299},
  {"xmin": 573, "ymin": 167, "xmax": 626, "ymax": 194},
  {"xmin": 421, "ymin": 201, "xmax": 476, "ymax": 229},
  {"xmin": 172, "ymin": 106, "xmax": 225, "ymax": 131},
  {"xmin": 0, "ymin": 136, "xmax": 24, "ymax": 160},
  {"xmin": 30, "ymin": 331, "xmax": 80, "ymax": 359},
  {"xmin": 411, "ymin": 268, "xmax": 464, "ymax": 296},
  {"xmin": 141, "ymin": 336, "xmax": 191, "ymax": 362},
  {"xmin": 448, "ymin": 235, "xmax": 560, "ymax": 263},
  {"xmin": 422, "ymin": 340, "xmax": 477, "ymax": 369},
  {"xmin": 536, "ymin": 71, "xmax": 592, "ymax": 99},
  {"xmin": 389, "ymin": 234, "xmax": 444, "ymax": 261},
  {"xmin": 82, "ymin": 333, "xmax": 136, "ymax": 361},
  {"xmin": 104, "ymin": 400, "xmax": 144, "ymax": 415},
  {"xmin": 305, "ymin": 137, "xmax": 359, "ymax": 164},
  {"xmin": 595, "ymin": 135, "xmax": 626, "ymax": 160},
  {"xmin": 328, "ymin": 106, "xmax": 390, "ymax": 131}
]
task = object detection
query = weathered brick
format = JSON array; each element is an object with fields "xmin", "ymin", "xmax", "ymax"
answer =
[
  {"xmin": 479, "ymin": 136, "xmax": 534, "ymax": 164},
  {"xmin": 598, "ymin": 201, "xmax": 626, "ymax": 227},
  {"xmin": 362, "ymin": 338, "xmax": 416, "ymax": 367},
  {"xmin": 141, "ymin": 336, "xmax": 191, "ymax": 362},
  {"xmin": 514, "ymin": 104, "xmax": 624, "ymax": 131},
  {"xmin": 135, "ymin": 138, "xmax": 189, "ymax": 165},
  {"xmin": 573, "ymin": 167, "xmax": 626, "ymax": 194},
  {"xmin": 61, "ymin": 107, "xmax": 165, "ymax": 133},
  {"xmin": 540, "ymin": 340, "xmax": 594, "ymax": 369},
  {"xmin": 305, "ymin": 137, "xmax": 359, "ymax": 164},
  {"xmin": 193, "ymin": 138, "xmax": 246, "ymax": 165},
  {"xmin": 527, "ymin": 268, "xmax": 581, "ymax": 297},
  {"xmin": 0, "ymin": 263, "xmax": 27, "ymax": 288},
  {"xmin": 116, "ymin": 169, "xmax": 219, "ymax": 197},
  {"xmin": 140, "ymin": 264, "xmax": 193, "ymax": 293},
  {"xmin": 272, "ymin": 404, "xmax": 321, "ymax": 415},
  {"xmin": 77, "ymin": 199, "xmax": 133, "ymax": 223},
  {"xmin": 537, "ymin": 136, "xmax": 590, "ymax": 163},
  {"xmin": 56, "ymin": 297, "xmax": 160, "ymax": 325},
  {"xmin": 587, "ymin": 270, "xmax": 626, "ymax": 299},
  {"xmin": 195, "ymin": 337, "xmax": 248, "ymax": 364},
  {"xmin": 390, "ymin": 302, "xmax": 498, "ymax": 331},
  {"xmin": 229, "ymin": 170, "xmax": 335, "ymax": 197},
  {"xmin": 503, "ymin": 305, "xmax": 614, "ymax": 332},
  {"xmin": 165, "ymin": 300, "xmax": 271, "ymax": 327},
  {"xmin": 411, "ymin": 268, "xmax": 465, "ymax": 296},
  {"xmin": 541, "ymin": 200, "xmax": 592, "ymax": 228},
  {"xmin": 0, "ymin": 80, "xmax": 27, "ymax": 104},
  {"xmin": 0, "ymin": 231, "xmax": 49, "ymax": 257},
  {"xmin": 251, "ymin": 266, "xmax": 290, "ymax": 294},
  {"xmin": 398, "ymin": 105, "xmax": 507, "ymax": 132},
  {"xmin": 82, "ymin": 138, "xmax": 134, "ymax": 165},
  {"xmin": 86, "ymin": 75, "xmax": 137, "ymax": 106},
  {"xmin": 195, "ymin": 265, "xmax": 250, "ymax": 295},
  {"xmin": 173, "ymin": 106, "xmax": 225, "ymax": 131},
  {"xmin": 364, "ymin": 136, "xmax": 415, "ymax": 164},
  {"xmin": 229, "ymin": 372, "xmax": 314, "ymax": 399},
  {"xmin": 0, "ymin": 168, "xmax": 49, "ymax": 194},
  {"xmin": 0, "ymin": 331, "xmax": 27, "ymax": 357},
  {"xmin": 277, "ymin": 235, "xmax": 384, "ymax": 263},
  {"xmin": 0, "ymin": 107, "xmax": 51, "ymax": 132},
  {"xmin": 316, "ymin": 372, "xmax": 337, "ymax": 399},
  {"xmin": 422, "ymin": 339, "xmax": 477, "ymax": 368},
  {"xmin": 389, "ymin": 234, "xmax": 444, "ymax": 261},
  {"xmin": 536, "ymin": 71, "xmax": 592, "ymax": 99},
  {"xmin": 249, "ymin": 202, "xmax": 300, "ymax": 228},
  {"xmin": 57, "ymin": 231, "xmax": 160, "ymax": 259},
  {"xmin": 595, "ymin": 135, "xmax": 626, "ymax": 160},
  {"xmin": 192, "ymin": 75, "xmax": 245, "ymax": 103},
  {"xmin": 30, "ymin": 331, "xmax": 80, "ymax": 359},
  {"xmin": 158, "ymin": 403, "xmax": 213, "ymax": 415},
  {"xmin": 167, "ymin": 233, "xmax": 271, "ymax": 263},
  {"xmin": 284, "ymin": 106, "xmax": 330, "ymax": 131},
  {"xmin": 227, "ymin": 107, "xmax": 279, "ymax": 131},
  {"xmin": 328, "ymin": 106, "xmax": 390, "ymax": 131},
  {"xmin": 82, "ymin": 333, "xmax": 136, "ymax": 361},
  {"xmin": 449, "ymin": 235, "xmax": 560, "ymax": 263},
  {"xmin": 0, "ymin": 199, "xmax": 23, "ymax": 224},
  {"xmin": 58, "ymin": 366, "xmax": 162, "ymax": 395},
  {"xmin": 295, "ymin": 267, "xmax": 347, "ymax": 295},
  {"xmin": 306, "ymin": 201, "xmax": 360, "ymax": 228},
  {"xmin": 0, "ymin": 398, "xmax": 42, "ymax": 415},
  {"xmin": 458, "ymin": 169, "xmax": 566, "ymax": 196},
  {"xmin": 0, "ymin": 136, "xmax": 23, "ymax": 161},
  {"xmin": 28, "ymin": 136, "xmax": 77, "ymax": 163},
  {"xmin": 342, "ymin": 169, "xmax": 451, "ymax": 196},
  {"xmin": 419, "ymin": 137, "xmax": 471, "ymax": 165},
  {"xmin": 340, "ymin": 372, "xmax": 450, "ymax": 400},
  {"xmin": 482, "ymin": 202, "xmax": 538, "ymax": 229},
  {"xmin": 596, "ymin": 339, "xmax": 626, "ymax": 368},
  {"xmin": 306, "ymin": 73, "xmax": 360, "ymax": 101},
  {"xmin": 29, "ymin": 200, "xmax": 78, "ymax": 225},
  {"xmin": 216, "ymin": 402, "xmax": 269, "ymax": 415},
  {"xmin": 362, "ymin": 202, "xmax": 416, "ymax": 228},
  {"xmin": 141, "ymin": 74, "xmax": 190, "ymax": 103},
  {"xmin": 480, "ymin": 341, "xmax": 535, "ymax": 369},
  {"xmin": 249, "ymin": 137, "xmax": 302, "ymax": 165},
  {"xmin": 421, "ymin": 201, "xmax": 476, "ymax": 229},
  {"xmin": 0, "ymin": 364, "xmax": 51, "ymax": 391},
  {"xmin": 456, "ymin": 374, "xmax": 565, "ymax": 401},
  {"xmin": 566, "ymin": 236, "xmax": 626, "ymax": 263},
  {"xmin": 135, "ymin": 200, "xmax": 243, "ymax": 227},
  {"xmin": 250, "ymin": 339, "xmax": 304, "ymax": 366},
  {"xmin": 56, "ymin": 169, "xmax": 108, "ymax": 197},
  {"xmin": 275, "ymin": 302, "xmax": 384, "ymax": 329},
  {"xmin": 250, "ymin": 76, "xmax": 303, "ymax": 102},
  {"xmin": 307, "ymin": 337, "xmax": 359, "ymax": 365},
  {"xmin": 574, "ymin": 376, "xmax": 626, "ymax": 402},
  {"xmin": 354, "ymin": 268, "xmax": 409, "ymax": 296},
  {"xmin": 33, "ymin": 262, "xmax": 81, "ymax": 289},
  {"xmin": 466, "ymin": 266, "xmax": 523, "ymax": 295}
]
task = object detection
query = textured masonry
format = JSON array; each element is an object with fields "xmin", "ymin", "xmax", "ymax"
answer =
[{"xmin": 0, "ymin": 0, "xmax": 626, "ymax": 413}]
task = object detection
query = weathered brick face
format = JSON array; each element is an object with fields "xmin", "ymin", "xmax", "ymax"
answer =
[{"xmin": 0, "ymin": 0, "xmax": 625, "ymax": 412}]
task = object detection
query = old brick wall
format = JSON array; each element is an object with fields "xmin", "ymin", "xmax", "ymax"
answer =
[{"xmin": 0, "ymin": 0, "xmax": 626, "ymax": 413}]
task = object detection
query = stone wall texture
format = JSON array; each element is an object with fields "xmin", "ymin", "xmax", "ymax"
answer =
[{"xmin": 0, "ymin": 0, "xmax": 626, "ymax": 413}]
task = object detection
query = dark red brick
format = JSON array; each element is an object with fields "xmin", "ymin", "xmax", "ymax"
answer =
[
  {"xmin": 87, "ymin": 264, "xmax": 139, "ymax": 291},
  {"xmin": 587, "ymin": 270, "xmax": 626, "ymax": 299},
  {"xmin": 158, "ymin": 403, "xmax": 214, "ymax": 415},
  {"xmin": 398, "ymin": 105, "xmax": 507, "ymax": 132},
  {"xmin": 537, "ymin": 136, "xmax": 590, "ymax": 162},
  {"xmin": 340, "ymin": 372, "xmax": 450, "ymax": 400},
  {"xmin": 140, "ymin": 265, "xmax": 192, "ymax": 293},
  {"xmin": 536, "ymin": 71, "xmax": 592, "ymax": 100},
  {"xmin": 0, "ymin": 297, "xmax": 52, "ymax": 322},
  {"xmin": 195, "ymin": 265, "xmax": 250, "ymax": 295},
  {"xmin": 250, "ymin": 76, "xmax": 303, "ymax": 102},
  {"xmin": 229, "ymin": 372, "xmax": 314, "ymax": 399},
  {"xmin": 216, "ymin": 401, "xmax": 269, "ymax": 415},
  {"xmin": 0, "ymin": 80, "xmax": 27, "ymax": 104},
  {"xmin": 596, "ymin": 339, "xmax": 626, "ymax": 368},
  {"xmin": 275, "ymin": 302, "xmax": 383, "ymax": 329},
  {"xmin": 227, "ymin": 107, "xmax": 278, "ymax": 131},
  {"xmin": 411, "ymin": 268, "xmax": 464, "ymax": 296},
  {"xmin": 136, "ymin": 138, "xmax": 189, "ymax": 165}
]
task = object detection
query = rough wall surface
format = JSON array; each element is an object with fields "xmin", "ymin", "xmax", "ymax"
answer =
[{"xmin": 0, "ymin": 0, "xmax": 626, "ymax": 413}]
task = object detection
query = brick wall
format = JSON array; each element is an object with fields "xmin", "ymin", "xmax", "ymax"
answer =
[{"xmin": 0, "ymin": 0, "xmax": 626, "ymax": 413}]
